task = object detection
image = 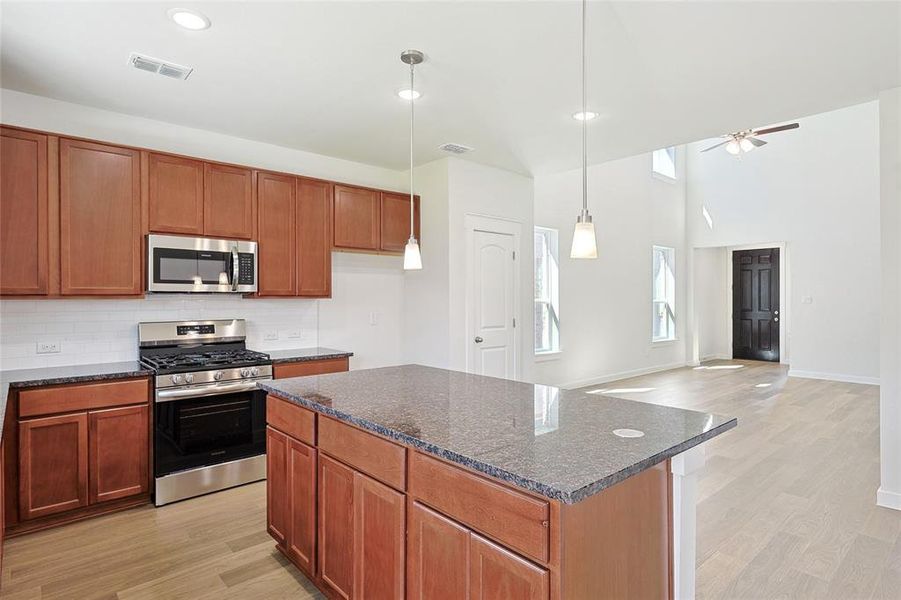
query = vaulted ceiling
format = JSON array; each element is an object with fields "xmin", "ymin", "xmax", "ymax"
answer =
[{"xmin": 2, "ymin": 1, "xmax": 898, "ymax": 175}]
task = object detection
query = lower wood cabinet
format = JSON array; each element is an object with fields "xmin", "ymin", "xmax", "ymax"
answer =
[
  {"xmin": 470, "ymin": 534, "xmax": 549, "ymax": 600},
  {"xmin": 88, "ymin": 405, "xmax": 149, "ymax": 504},
  {"xmin": 266, "ymin": 427, "xmax": 289, "ymax": 547},
  {"xmin": 18, "ymin": 413, "xmax": 89, "ymax": 520},
  {"xmin": 318, "ymin": 454, "xmax": 356, "ymax": 598}
]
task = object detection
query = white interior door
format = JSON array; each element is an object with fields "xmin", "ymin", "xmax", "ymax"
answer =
[{"xmin": 468, "ymin": 229, "xmax": 516, "ymax": 378}]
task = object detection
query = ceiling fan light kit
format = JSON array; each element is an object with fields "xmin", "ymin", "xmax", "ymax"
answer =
[{"xmin": 702, "ymin": 122, "xmax": 800, "ymax": 156}]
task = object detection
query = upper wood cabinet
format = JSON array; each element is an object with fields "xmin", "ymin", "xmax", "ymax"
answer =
[
  {"xmin": 0, "ymin": 128, "xmax": 49, "ymax": 295},
  {"xmin": 380, "ymin": 192, "xmax": 420, "ymax": 253},
  {"xmin": 333, "ymin": 185, "xmax": 380, "ymax": 250},
  {"xmin": 18, "ymin": 413, "xmax": 89, "ymax": 520},
  {"xmin": 203, "ymin": 163, "xmax": 253, "ymax": 239},
  {"xmin": 59, "ymin": 138, "xmax": 142, "ymax": 296},
  {"xmin": 256, "ymin": 172, "xmax": 296, "ymax": 296},
  {"xmin": 88, "ymin": 405, "xmax": 149, "ymax": 504},
  {"xmin": 297, "ymin": 178, "xmax": 332, "ymax": 297},
  {"xmin": 147, "ymin": 153, "xmax": 204, "ymax": 235}
]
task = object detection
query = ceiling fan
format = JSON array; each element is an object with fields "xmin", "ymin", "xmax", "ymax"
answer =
[{"xmin": 701, "ymin": 122, "xmax": 800, "ymax": 155}]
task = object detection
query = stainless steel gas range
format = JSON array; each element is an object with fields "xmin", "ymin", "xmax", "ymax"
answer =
[{"xmin": 138, "ymin": 319, "xmax": 271, "ymax": 506}]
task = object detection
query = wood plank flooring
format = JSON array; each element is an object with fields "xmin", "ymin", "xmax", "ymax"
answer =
[
  {"xmin": 1, "ymin": 359, "xmax": 897, "ymax": 599},
  {"xmin": 575, "ymin": 359, "xmax": 899, "ymax": 600}
]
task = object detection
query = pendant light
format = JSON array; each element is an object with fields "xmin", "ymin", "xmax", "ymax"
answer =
[
  {"xmin": 401, "ymin": 49, "xmax": 424, "ymax": 270},
  {"xmin": 570, "ymin": 0, "xmax": 598, "ymax": 259}
]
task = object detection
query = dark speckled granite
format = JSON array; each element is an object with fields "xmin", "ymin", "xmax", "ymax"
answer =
[
  {"xmin": 260, "ymin": 364, "xmax": 737, "ymax": 504},
  {"xmin": 263, "ymin": 347, "xmax": 353, "ymax": 364},
  {"xmin": 1, "ymin": 362, "xmax": 152, "ymax": 434}
]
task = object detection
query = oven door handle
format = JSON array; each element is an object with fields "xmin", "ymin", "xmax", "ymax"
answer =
[{"xmin": 156, "ymin": 380, "xmax": 268, "ymax": 402}]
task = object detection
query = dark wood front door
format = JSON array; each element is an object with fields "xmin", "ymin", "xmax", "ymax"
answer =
[{"xmin": 732, "ymin": 248, "xmax": 780, "ymax": 362}]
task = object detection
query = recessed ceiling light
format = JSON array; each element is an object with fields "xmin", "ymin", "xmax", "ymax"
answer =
[
  {"xmin": 398, "ymin": 89, "xmax": 421, "ymax": 100},
  {"xmin": 572, "ymin": 111, "xmax": 598, "ymax": 121},
  {"xmin": 167, "ymin": 8, "xmax": 211, "ymax": 30}
]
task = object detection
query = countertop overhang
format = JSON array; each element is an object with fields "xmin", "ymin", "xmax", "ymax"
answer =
[{"xmin": 260, "ymin": 364, "xmax": 737, "ymax": 504}]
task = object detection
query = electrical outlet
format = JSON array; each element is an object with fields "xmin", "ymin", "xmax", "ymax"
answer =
[
  {"xmin": 801, "ymin": 296, "xmax": 813, "ymax": 305},
  {"xmin": 287, "ymin": 330, "xmax": 302, "ymax": 339},
  {"xmin": 263, "ymin": 331, "xmax": 279, "ymax": 341},
  {"xmin": 37, "ymin": 342, "xmax": 61, "ymax": 354},
  {"xmin": 369, "ymin": 312, "xmax": 379, "ymax": 326}
]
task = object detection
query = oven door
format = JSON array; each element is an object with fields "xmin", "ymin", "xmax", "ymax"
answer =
[
  {"xmin": 154, "ymin": 384, "xmax": 266, "ymax": 478},
  {"xmin": 147, "ymin": 234, "xmax": 257, "ymax": 293}
]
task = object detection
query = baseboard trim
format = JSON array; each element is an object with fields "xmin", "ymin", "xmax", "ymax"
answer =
[
  {"xmin": 787, "ymin": 369, "xmax": 880, "ymax": 386},
  {"xmin": 877, "ymin": 486, "xmax": 901, "ymax": 511},
  {"xmin": 561, "ymin": 361, "xmax": 688, "ymax": 390},
  {"xmin": 699, "ymin": 353, "xmax": 731, "ymax": 362}
]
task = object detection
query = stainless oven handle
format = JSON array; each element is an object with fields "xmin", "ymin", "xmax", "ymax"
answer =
[
  {"xmin": 231, "ymin": 245, "xmax": 240, "ymax": 291},
  {"xmin": 156, "ymin": 380, "xmax": 267, "ymax": 402}
]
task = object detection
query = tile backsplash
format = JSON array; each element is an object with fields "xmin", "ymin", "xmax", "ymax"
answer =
[{"xmin": 0, "ymin": 295, "xmax": 318, "ymax": 370}]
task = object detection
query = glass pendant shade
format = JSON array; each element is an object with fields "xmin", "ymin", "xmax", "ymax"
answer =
[
  {"xmin": 404, "ymin": 237, "xmax": 423, "ymax": 270},
  {"xmin": 570, "ymin": 220, "xmax": 598, "ymax": 259}
]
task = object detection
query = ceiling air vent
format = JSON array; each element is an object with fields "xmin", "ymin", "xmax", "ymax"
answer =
[
  {"xmin": 439, "ymin": 143, "xmax": 473, "ymax": 155},
  {"xmin": 128, "ymin": 52, "xmax": 193, "ymax": 80}
]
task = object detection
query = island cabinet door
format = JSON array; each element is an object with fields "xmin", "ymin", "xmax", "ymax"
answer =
[
  {"xmin": 319, "ymin": 454, "xmax": 355, "ymax": 599},
  {"xmin": 287, "ymin": 437, "xmax": 316, "ymax": 576},
  {"xmin": 266, "ymin": 427, "xmax": 289, "ymax": 547},
  {"xmin": 353, "ymin": 472, "xmax": 405, "ymax": 599},
  {"xmin": 408, "ymin": 502, "xmax": 471, "ymax": 599},
  {"xmin": 19, "ymin": 413, "xmax": 89, "ymax": 520},
  {"xmin": 88, "ymin": 405, "xmax": 149, "ymax": 504},
  {"xmin": 470, "ymin": 535, "xmax": 549, "ymax": 600}
]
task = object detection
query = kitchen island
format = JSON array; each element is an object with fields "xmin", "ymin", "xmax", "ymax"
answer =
[{"xmin": 261, "ymin": 365, "xmax": 736, "ymax": 600}]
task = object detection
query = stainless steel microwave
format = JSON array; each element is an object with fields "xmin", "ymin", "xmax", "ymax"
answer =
[{"xmin": 147, "ymin": 234, "xmax": 258, "ymax": 293}]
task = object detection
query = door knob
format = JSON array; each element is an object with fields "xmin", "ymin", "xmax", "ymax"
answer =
[{"xmin": 474, "ymin": 336, "xmax": 484, "ymax": 343}]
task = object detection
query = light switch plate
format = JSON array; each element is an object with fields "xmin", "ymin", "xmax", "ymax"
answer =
[
  {"xmin": 263, "ymin": 331, "xmax": 279, "ymax": 341},
  {"xmin": 37, "ymin": 342, "xmax": 61, "ymax": 354},
  {"xmin": 287, "ymin": 330, "xmax": 302, "ymax": 339},
  {"xmin": 801, "ymin": 296, "xmax": 813, "ymax": 304}
]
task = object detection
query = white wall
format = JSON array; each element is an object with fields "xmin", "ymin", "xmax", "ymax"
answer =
[
  {"xmin": 686, "ymin": 101, "xmax": 881, "ymax": 384},
  {"xmin": 692, "ymin": 247, "xmax": 730, "ymax": 361},
  {"xmin": 532, "ymin": 150, "xmax": 688, "ymax": 389},
  {"xmin": 879, "ymin": 87, "xmax": 901, "ymax": 510},
  {"xmin": 0, "ymin": 89, "xmax": 409, "ymax": 371}
]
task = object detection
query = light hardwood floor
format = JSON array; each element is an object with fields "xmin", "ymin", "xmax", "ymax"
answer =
[{"xmin": 1, "ymin": 360, "xmax": 897, "ymax": 599}]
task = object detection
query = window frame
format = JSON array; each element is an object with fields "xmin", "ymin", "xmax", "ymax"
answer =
[
  {"xmin": 651, "ymin": 245, "xmax": 677, "ymax": 343},
  {"xmin": 652, "ymin": 147, "xmax": 677, "ymax": 182},
  {"xmin": 533, "ymin": 226, "xmax": 561, "ymax": 358}
]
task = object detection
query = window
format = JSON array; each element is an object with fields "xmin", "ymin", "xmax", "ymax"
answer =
[
  {"xmin": 652, "ymin": 147, "xmax": 676, "ymax": 180},
  {"xmin": 534, "ymin": 227, "xmax": 560, "ymax": 354},
  {"xmin": 652, "ymin": 246, "xmax": 676, "ymax": 342}
]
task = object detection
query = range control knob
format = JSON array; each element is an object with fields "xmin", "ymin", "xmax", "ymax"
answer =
[
  {"xmin": 250, "ymin": 366, "xmax": 260, "ymax": 377},
  {"xmin": 240, "ymin": 368, "xmax": 251, "ymax": 378},
  {"xmin": 171, "ymin": 374, "xmax": 183, "ymax": 385},
  {"xmin": 213, "ymin": 370, "xmax": 224, "ymax": 381},
  {"xmin": 183, "ymin": 373, "xmax": 194, "ymax": 384}
]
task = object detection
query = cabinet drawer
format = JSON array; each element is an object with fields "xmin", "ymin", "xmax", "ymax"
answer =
[
  {"xmin": 409, "ymin": 451, "xmax": 550, "ymax": 564},
  {"xmin": 267, "ymin": 395, "xmax": 315, "ymax": 445},
  {"xmin": 318, "ymin": 417, "xmax": 405, "ymax": 491},
  {"xmin": 19, "ymin": 378, "xmax": 150, "ymax": 418},
  {"xmin": 273, "ymin": 357, "xmax": 348, "ymax": 379}
]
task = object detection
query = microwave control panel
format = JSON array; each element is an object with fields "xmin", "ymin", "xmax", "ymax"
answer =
[{"xmin": 238, "ymin": 253, "xmax": 255, "ymax": 285}]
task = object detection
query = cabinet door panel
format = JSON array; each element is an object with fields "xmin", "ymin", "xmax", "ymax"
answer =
[
  {"xmin": 88, "ymin": 405, "xmax": 149, "ymax": 503},
  {"xmin": 380, "ymin": 192, "xmax": 419, "ymax": 253},
  {"xmin": 408, "ymin": 502, "xmax": 470, "ymax": 599},
  {"xmin": 333, "ymin": 185, "xmax": 379, "ymax": 250},
  {"xmin": 287, "ymin": 438, "xmax": 317, "ymax": 575},
  {"xmin": 59, "ymin": 139, "xmax": 142, "ymax": 295},
  {"xmin": 296, "ymin": 178, "xmax": 332, "ymax": 297},
  {"xmin": 470, "ymin": 535, "xmax": 549, "ymax": 600},
  {"xmin": 354, "ymin": 472, "xmax": 405, "ymax": 599},
  {"xmin": 267, "ymin": 427, "xmax": 289, "ymax": 547},
  {"xmin": 148, "ymin": 153, "xmax": 204, "ymax": 234},
  {"xmin": 0, "ymin": 128, "xmax": 48, "ymax": 295},
  {"xmin": 257, "ymin": 172, "xmax": 296, "ymax": 296},
  {"xmin": 203, "ymin": 163, "xmax": 253, "ymax": 239},
  {"xmin": 319, "ymin": 454, "xmax": 354, "ymax": 599},
  {"xmin": 19, "ymin": 413, "xmax": 88, "ymax": 519}
]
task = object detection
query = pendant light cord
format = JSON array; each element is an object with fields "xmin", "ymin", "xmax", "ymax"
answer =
[
  {"xmin": 581, "ymin": 0, "xmax": 587, "ymax": 214},
  {"xmin": 409, "ymin": 61, "xmax": 415, "ymax": 238}
]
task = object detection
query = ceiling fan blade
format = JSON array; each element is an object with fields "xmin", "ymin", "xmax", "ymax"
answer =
[
  {"xmin": 747, "ymin": 137, "xmax": 767, "ymax": 147},
  {"xmin": 752, "ymin": 123, "xmax": 800, "ymax": 136},
  {"xmin": 701, "ymin": 140, "xmax": 731, "ymax": 152}
]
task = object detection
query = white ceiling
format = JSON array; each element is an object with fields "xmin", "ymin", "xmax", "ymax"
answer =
[{"xmin": 1, "ymin": 1, "xmax": 898, "ymax": 175}]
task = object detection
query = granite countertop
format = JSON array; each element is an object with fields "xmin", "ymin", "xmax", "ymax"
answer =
[
  {"xmin": 260, "ymin": 364, "xmax": 737, "ymax": 504},
  {"xmin": 0, "ymin": 361, "xmax": 152, "ymax": 433},
  {"xmin": 262, "ymin": 347, "xmax": 353, "ymax": 364}
]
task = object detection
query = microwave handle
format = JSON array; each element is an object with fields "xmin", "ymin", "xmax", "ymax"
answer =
[{"xmin": 231, "ymin": 245, "xmax": 239, "ymax": 291}]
